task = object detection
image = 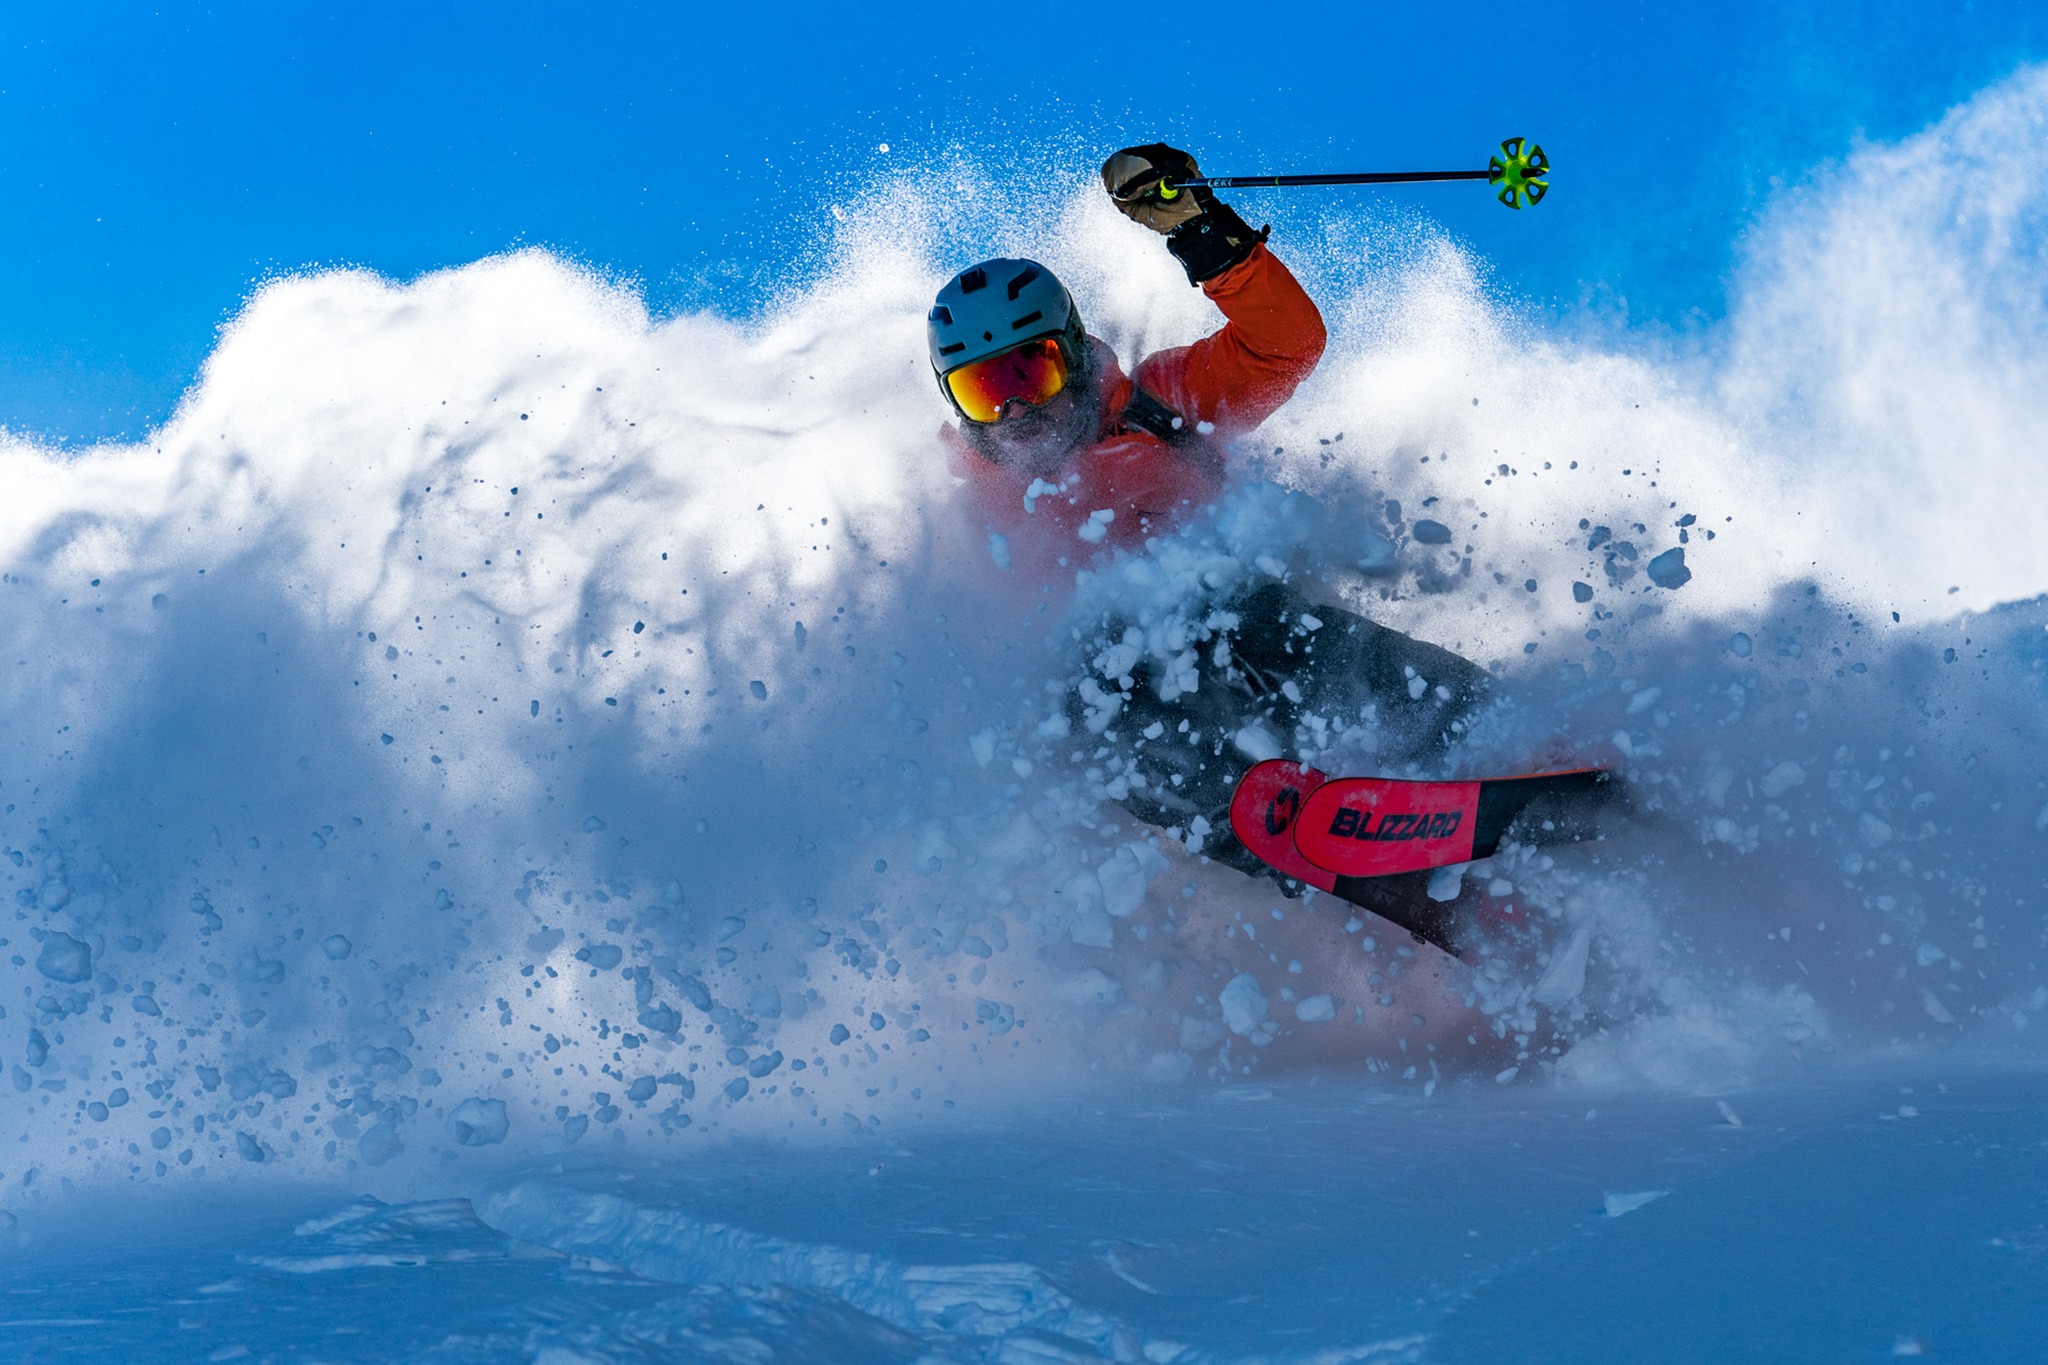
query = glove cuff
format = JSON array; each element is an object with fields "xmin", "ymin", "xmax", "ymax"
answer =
[{"xmin": 1166, "ymin": 200, "xmax": 1269, "ymax": 285}]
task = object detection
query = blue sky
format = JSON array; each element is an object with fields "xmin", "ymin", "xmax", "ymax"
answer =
[{"xmin": 2, "ymin": 0, "xmax": 2042, "ymax": 444}]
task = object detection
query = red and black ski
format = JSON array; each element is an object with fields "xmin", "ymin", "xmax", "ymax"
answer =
[
  {"xmin": 1227, "ymin": 759, "xmax": 1341, "ymax": 894},
  {"xmin": 1227, "ymin": 759, "xmax": 1617, "ymax": 958}
]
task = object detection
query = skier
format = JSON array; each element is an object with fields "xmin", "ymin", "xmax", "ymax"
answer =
[
  {"xmin": 927, "ymin": 145, "xmax": 1597, "ymax": 955},
  {"xmin": 927, "ymin": 143, "xmax": 1325, "ymax": 555}
]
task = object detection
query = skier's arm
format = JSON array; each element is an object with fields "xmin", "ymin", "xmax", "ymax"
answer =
[
  {"xmin": 1137, "ymin": 243, "xmax": 1325, "ymax": 432},
  {"xmin": 1102, "ymin": 143, "xmax": 1327, "ymax": 432}
]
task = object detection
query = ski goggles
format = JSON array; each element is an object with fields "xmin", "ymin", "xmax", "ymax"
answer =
[{"xmin": 942, "ymin": 337, "xmax": 1069, "ymax": 424}]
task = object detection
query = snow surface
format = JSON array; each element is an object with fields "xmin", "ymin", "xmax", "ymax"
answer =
[
  {"xmin": 2, "ymin": 61, "xmax": 2048, "ymax": 1364},
  {"xmin": 5, "ymin": 1064, "xmax": 2045, "ymax": 1361}
]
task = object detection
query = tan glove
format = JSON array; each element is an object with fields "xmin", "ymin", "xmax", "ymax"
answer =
[{"xmin": 1101, "ymin": 143, "xmax": 1209, "ymax": 234}]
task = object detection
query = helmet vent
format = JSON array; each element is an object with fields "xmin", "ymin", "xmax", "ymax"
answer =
[
  {"xmin": 929, "ymin": 305, "xmax": 953, "ymax": 325},
  {"xmin": 937, "ymin": 341, "xmax": 966, "ymax": 356},
  {"xmin": 1006, "ymin": 263, "xmax": 1041, "ymax": 300},
  {"xmin": 1010, "ymin": 310, "xmax": 1044, "ymax": 330},
  {"xmin": 958, "ymin": 267, "xmax": 988, "ymax": 294}
]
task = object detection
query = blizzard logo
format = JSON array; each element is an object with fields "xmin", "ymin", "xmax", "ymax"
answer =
[
  {"xmin": 1327, "ymin": 807, "xmax": 1463, "ymax": 842},
  {"xmin": 1264, "ymin": 787, "xmax": 1302, "ymax": 836}
]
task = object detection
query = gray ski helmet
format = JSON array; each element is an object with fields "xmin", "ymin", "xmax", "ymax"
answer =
[{"xmin": 926, "ymin": 258, "xmax": 1082, "ymax": 380}]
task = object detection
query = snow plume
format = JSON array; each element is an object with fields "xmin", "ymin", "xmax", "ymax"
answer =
[
  {"xmin": 1722, "ymin": 62, "xmax": 2048, "ymax": 616},
  {"xmin": 3, "ymin": 67, "xmax": 2048, "ymax": 1197}
]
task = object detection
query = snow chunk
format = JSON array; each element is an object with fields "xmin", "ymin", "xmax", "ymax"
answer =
[
  {"xmin": 1603, "ymin": 1189, "xmax": 1669, "ymax": 1218},
  {"xmin": 321, "ymin": 934, "xmax": 352, "ymax": 961},
  {"xmin": 969, "ymin": 727, "xmax": 998, "ymax": 769},
  {"xmin": 35, "ymin": 933, "xmax": 92, "ymax": 984},
  {"xmin": 1759, "ymin": 761, "xmax": 1807, "ymax": 798},
  {"xmin": 449, "ymin": 1097, "xmax": 510, "ymax": 1146},
  {"xmin": 1219, "ymin": 973, "xmax": 1268, "ymax": 1036},
  {"xmin": 1231, "ymin": 725, "xmax": 1281, "ymax": 763},
  {"xmin": 1094, "ymin": 638, "xmax": 1142, "ymax": 682},
  {"xmin": 1426, "ymin": 863, "xmax": 1468, "ymax": 903},
  {"xmin": 975, "ymin": 999, "xmax": 1016, "ymax": 1035},
  {"xmin": 1646, "ymin": 546, "xmax": 1691, "ymax": 589},
  {"xmin": 1097, "ymin": 841, "xmax": 1165, "ymax": 919},
  {"xmin": 1294, "ymin": 994, "xmax": 1336, "ymax": 1023},
  {"xmin": 360, "ymin": 1122, "xmax": 403, "ymax": 1166},
  {"xmin": 1532, "ymin": 926, "xmax": 1592, "ymax": 1006},
  {"xmin": 237, "ymin": 949, "xmax": 285, "ymax": 983}
]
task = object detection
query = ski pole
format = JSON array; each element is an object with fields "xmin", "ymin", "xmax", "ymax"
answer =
[{"xmin": 1163, "ymin": 137, "xmax": 1551, "ymax": 210}]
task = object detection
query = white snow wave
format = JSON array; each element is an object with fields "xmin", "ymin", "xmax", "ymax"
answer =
[
  {"xmin": 476, "ymin": 1176, "xmax": 1439, "ymax": 1363},
  {"xmin": 248, "ymin": 1194, "xmax": 546, "ymax": 1272},
  {"xmin": 0, "ymin": 66, "xmax": 2046, "ymax": 1197},
  {"xmin": 480, "ymin": 1180, "xmax": 1143, "ymax": 1362}
]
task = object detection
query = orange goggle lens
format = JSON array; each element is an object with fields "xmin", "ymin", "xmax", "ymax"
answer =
[{"xmin": 944, "ymin": 338, "xmax": 1069, "ymax": 423}]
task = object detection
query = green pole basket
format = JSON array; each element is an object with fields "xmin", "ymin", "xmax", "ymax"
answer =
[{"xmin": 1488, "ymin": 138, "xmax": 1550, "ymax": 210}]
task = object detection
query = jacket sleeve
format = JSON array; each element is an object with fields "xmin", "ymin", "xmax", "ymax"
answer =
[{"xmin": 1132, "ymin": 242, "xmax": 1327, "ymax": 434}]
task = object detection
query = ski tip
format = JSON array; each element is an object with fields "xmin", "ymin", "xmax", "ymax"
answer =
[{"xmin": 1227, "ymin": 759, "xmax": 1334, "ymax": 892}]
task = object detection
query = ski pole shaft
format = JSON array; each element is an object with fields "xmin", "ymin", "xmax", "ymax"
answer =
[
  {"xmin": 1156, "ymin": 138, "xmax": 1551, "ymax": 209},
  {"xmin": 1170, "ymin": 169, "xmax": 1495, "ymax": 190}
]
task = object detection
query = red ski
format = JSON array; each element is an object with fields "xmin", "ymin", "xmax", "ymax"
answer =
[
  {"xmin": 1226, "ymin": 759, "xmax": 1617, "ymax": 958},
  {"xmin": 1226, "ymin": 758, "xmax": 1341, "ymax": 893}
]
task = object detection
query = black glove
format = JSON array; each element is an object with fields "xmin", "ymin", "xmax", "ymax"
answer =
[{"xmin": 1101, "ymin": 142, "xmax": 1267, "ymax": 285}]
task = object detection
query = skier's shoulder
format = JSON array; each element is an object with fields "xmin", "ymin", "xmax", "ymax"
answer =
[{"xmin": 1126, "ymin": 342, "xmax": 1181, "ymax": 399}]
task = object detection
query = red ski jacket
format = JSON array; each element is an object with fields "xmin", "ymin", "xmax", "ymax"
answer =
[{"xmin": 942, "ymin": 243, "xmax": 1326, "ymax": 556}]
